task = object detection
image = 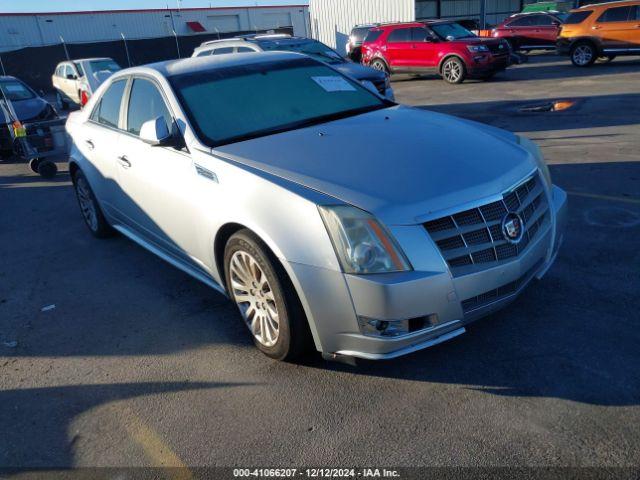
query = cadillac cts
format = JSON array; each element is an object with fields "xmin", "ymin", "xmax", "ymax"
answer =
[{"xmin": 66, "ymin": 52, "xmax": 567, "ymax": 361}]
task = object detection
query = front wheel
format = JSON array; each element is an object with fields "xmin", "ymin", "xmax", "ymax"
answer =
[
  {"xmin": 441, "ymin": 57, "xmax": 466, "ymax": 84},
  {"xmin": 224, "ymin": 230, "xmax": 311, "ymax": 361},
  {"xmin": 571, "ymin": 43, "xmax": 596, "ymax": 67}
]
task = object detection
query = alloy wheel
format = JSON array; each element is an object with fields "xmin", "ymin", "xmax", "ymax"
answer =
[
  {"xmin": 76, "ymin": 177, "xmax": 98, "ymax": 231},
  {"xmin": 573, "ymin": 45, "xmax": 593, "ymax": 66},
  {"xmin": 442, "ymin": 60, "xmax": 462, "ymax": 83},
  {"xmin": 371, "ymin": 60, "xmax": 387, "ymax": 73},
  {"xmin": 229, "ymin": 250, "xmax": 279, "ymax": 347}
]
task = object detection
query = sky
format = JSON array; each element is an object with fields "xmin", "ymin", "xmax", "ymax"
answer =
[{"xmin": 0, "ymin": 0, "xmax": 307, "ymax": 13}]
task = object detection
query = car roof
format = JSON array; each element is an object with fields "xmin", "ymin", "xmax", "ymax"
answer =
[
  {"xmin": 199, "ymin": 34, "xmax": 313, "ymax": 48},
  {"xmin": 116, "ymin": 51, "xmax": 308, "ymax": 79},
  {"xmin": 578, "ymin": 0, "xmax": 638, "ymax": 8},
  {"xmin": 373, "ymin": 20, "xmax": 457, "ymax": 29}
]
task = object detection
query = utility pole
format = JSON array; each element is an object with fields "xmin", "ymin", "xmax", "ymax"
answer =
[
  {"xmin": 60, "ymin": 36, "xmax": 70, "ymax": 61},
  {"xmin": 121, "ymin": 33, "xmax": 132, "ymax": 67}
]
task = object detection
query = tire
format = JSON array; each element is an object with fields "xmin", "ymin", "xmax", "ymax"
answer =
[
  {"xmin": 56, "ymin": 91, "xmax": 69, "ymax": 111},
  {"xmin": 37, "ymin": 160, "xmax": 57, "ymax": 179},
  {"xmin": 29, "ymin": 157, "xmax": 42, "ymax": 173},
  {"xmin": 224, "ymin": 229, "xmax": 311, "ymax": 361},
  {"xmin": 370, "ymin": 58, "xmax": 389, "ymax": 75},
  {"xmin": 441, "ymin": 57, "xmax": 466, "ymax": 84},
  {"xmin": 598, "ymin": 55, "xmax": 616, "ymax": 63},
  {"xmin": 570, "ymin": 42, "xmax": 596, "ymax": 67},
  {"xmin": 72, "ymin": 169, "xmax": 113, "ymax": 238}
]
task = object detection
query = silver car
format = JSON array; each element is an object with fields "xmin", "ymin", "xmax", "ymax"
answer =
[{"xmin": 66, "ymin": 52, "xmax": 567, "ymax": 361}]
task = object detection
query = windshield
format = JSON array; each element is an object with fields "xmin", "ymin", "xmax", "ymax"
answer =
[
  {"xmin": 0, "ymin": 80, "xmax": 35, "ymax": 101},
  {"xmin": 170, "ymin": 58, "xmax": 390, "ymax": 147},
  {"xmin": 89, "ymin": 60, "xmax": 122, "ymax": 73},
  {"xmin": 257, "ymin": 39, "xmax": 345, "ymax": 64},
  {"xmin": 431, "ymin": 22, "xmax": 476, "ymax": 40}
]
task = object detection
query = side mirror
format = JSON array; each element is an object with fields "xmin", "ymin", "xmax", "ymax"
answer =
[{"xmin": 140, "ymin": 116, "xmax": 173, "ymax": 146}]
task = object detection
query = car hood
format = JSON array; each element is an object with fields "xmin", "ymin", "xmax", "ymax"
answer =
[
  {"xmin": 214, "ymin": 106, "xmax": 536, "ymax": 225},
  {"xmin": 0, "ymin": 97, "xmax": 53, "ymax": 123},
  {"xmin": 332, "ymin": 61, "xmax": 386, "ymax": 82}
]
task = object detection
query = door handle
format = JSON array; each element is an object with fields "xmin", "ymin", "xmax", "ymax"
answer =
[
  {"xmin": 117, "ymin": 155, "xmax": 131, "ymax": 168},
  {"xmin": 85, "ymin": 139, "xmax": 94, "ymax": 150}
]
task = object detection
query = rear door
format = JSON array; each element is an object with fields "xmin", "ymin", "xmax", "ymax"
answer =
[
  {"xmin": 385, "ymin": 27, "xmax": 414, "ymax": 69},
  {"xmin": 80, "ymin": 79, "xmax": 128, "ymax": 219},
  {"xmin": 114, "ymin": 76, "xmax": 202, "ymax": 267},
  {"xmin": 593, "ymin": 5, "xmax": 636, "ymax": 50},
  {"xmin": 503, "ymin": 16, "xmax": 536, "ymax": 47},
  {"xmin": 528, "ymin": 14, "xmax": 560, "ymax": 47}
]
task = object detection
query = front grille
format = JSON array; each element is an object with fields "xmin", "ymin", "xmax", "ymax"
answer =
[
  {"xmin": 487, "ymin": 41, "xmax": 509, "ymax": 55},
  {"xmin": 461, "ymin": 260, "xmax": 542, "ymax": 314},
  {"xmin": 424, "ymin": 173, "xmax": 550, "ymax": 277}
]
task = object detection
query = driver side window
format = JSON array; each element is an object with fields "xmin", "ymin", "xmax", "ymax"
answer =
[{"xmin": 126, "ymin": 78, "xmax": 173, "ymax": 137}]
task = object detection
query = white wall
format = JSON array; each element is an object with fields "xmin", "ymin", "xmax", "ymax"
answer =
[
  {"xmin": 0, "ymin": 6, "xmax": 310, "ymax": 52},
  {"xmin": 309, "ymin": 0, "xmax": 414, "ymax": 51}
]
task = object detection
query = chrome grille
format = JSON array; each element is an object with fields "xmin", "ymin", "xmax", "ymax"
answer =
[{"xmin": 424, "ymin": 173, "xmax": 549, "ymax": 277}]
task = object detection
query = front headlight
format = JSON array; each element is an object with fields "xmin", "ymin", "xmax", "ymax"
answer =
[
  {"xmin": 467, "ymin": 45, "xmax": 489, "ymax": 53},
  {"xmin": 319, "ymin": 205, "xmax": 412, "ymax": 274},
  {"xmin": 517, "ymin": 135, "xmax": 552, "ymax": 186}
]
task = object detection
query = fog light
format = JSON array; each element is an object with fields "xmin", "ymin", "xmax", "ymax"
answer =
[{"xmin": 358, "ymin": 314, "xmax": 440, "ymax": 338}]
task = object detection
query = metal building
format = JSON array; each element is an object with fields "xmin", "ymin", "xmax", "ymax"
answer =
[
  {"xmin": 309, "ymin": 0, "xmax": 525, "ymax": 50},
  {"xmin": 0, "ymin": 5, "xmax": 310, "ymax": 52}
]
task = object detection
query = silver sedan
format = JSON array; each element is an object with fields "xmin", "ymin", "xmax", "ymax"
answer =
[{"xmin": 66, "ymin": 52, "xmax": 567, "ymax": 361}]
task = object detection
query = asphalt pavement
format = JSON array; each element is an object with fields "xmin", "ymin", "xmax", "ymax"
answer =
[{"xmin": 1, "ymin": 54, "xmax": 639, "ymax": 472}]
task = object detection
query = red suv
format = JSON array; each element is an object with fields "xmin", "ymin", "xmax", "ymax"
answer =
[
  {"xmin": 361, "ymin": 21, "xmax": 511, "ymax": 84},
  {"xmin": 491, "ymin": 12, "xmax": 567, "ymax": 51}
]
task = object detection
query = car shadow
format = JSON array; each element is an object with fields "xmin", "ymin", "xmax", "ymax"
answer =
[{"xmin": 0, "ymin": 381, "xmax": 253, "ymax": 468}]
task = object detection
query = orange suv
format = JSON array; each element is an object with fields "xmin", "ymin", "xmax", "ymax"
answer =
[{"xmin": 557, "ymin": 0, "xmax": 640, "ymax": 66}]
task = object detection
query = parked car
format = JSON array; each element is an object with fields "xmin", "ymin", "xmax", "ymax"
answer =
[
  {"xmin": 346, "ymin": 23, "xmax": 380, "ymax": 62},
  {"xmin": 66, "ymin": 52, "xmax": 567, "ymax": 361},
  {"xmin": 0, "ymin": 75, "xmax": 58, "ymax": 158},
  {"xmin": 192, "ymin": 34, "xmax": 394, "ymax": 100},
  {"xmin": 491, "ymin": 12, "xmax": 567, "ymax": 51},
  {"xmin": 52, "ymin": 58, "xmax": 122, "ymax": 110},
  {"xmin": 361, "ymin": 21, "xmax": 511, "ymax": 83},
  {"xmin": 557, "ymin": 0, "xmax": 640, "ymax": 66}
]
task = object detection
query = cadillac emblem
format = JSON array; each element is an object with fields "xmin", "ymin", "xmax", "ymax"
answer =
[{"xmin": 502, "ymin": 212, "xmax": 525, "ymax": 244}]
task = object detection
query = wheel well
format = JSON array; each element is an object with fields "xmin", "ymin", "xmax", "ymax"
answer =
[
  {"xmin": 214, "ymin": 223, "xmax": 246, "ymax": 292},
  {"xmin": 570, "ymin": 38, "xmax": 600, "ymax": 53},
  {"xmin": 370, "ymin": 56, "xmax": 390, "ymax": 71},
  {"xmin": 69, "ymin": 161, "xmax": 79, "ymax": 184},
  {"xmin": 439, "ymin": 54, "xmax": 466, "ymax": 73}
]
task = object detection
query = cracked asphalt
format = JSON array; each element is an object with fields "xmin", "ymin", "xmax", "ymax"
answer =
[{"xmin": 0, "ymin": 54, "xmax": 639, "ymax": 472}]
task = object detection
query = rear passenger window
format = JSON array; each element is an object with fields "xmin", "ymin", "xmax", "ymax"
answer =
[
  {"xmin": 364, "ymin": 30, "xmax": 384, "ymax": 42},
  {"xmin": 633, "ymin": 5, "xmax": 640, "ymax": 20},
  {"xmin": 597, "ymin": 6, "xmax": 632, "ymax": 22},
  {"xmin": 534, "ymin": 15, "xmax": 554, "ymax": 26},
  {"xmin": 387, "ymin": 28, "xmax": 412, "ymax": 42},
  {"xmin": 126, "ymin": 78, "xmax": 173, "ymax": 137},
  {"xmin": 508, "ymin": 16, "xmax": 534, "ymax": 26},
  {"xmin": 237, "ymin": 47, "xmax": 254, "ymax": 53},
  {"xmin": 92, "ymin": 80, "xmax": 126, "ymax": 129},
  {"xmin": 213, "ymin": 47, "xmax": 234, "ymax": 55}
]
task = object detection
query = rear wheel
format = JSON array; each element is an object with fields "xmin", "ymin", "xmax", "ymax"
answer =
[
  {"xmin": 370, "ymin": 58, "xmax": 389, "ymax": 74},
  {"xmin": 73, "ymin": 169, "xmax": 113, "ymax": 238},
  {"xmin": 28, "ymin": 157, "xmax": 42, "ymax": 173},
  {"xmin": 56, "ymin": 91, "xmax": 69, "ymax": 111},
  {"xmin": 441, "ymin": 57, "xmax": 466, "ymax": 84},
  {"xmin": 570, "ymin": 42, "xmax": 596, "ymax": 67},
  {"xmin": 37, "ymin": 160, "xmax": 57, "ymax": 179},
  {"xmin": 224, "ymin": 229, "xmax": 311, "ymax": 361}
]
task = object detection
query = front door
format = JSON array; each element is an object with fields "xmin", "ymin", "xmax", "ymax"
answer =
[
  {"xmin": 594, "ymin": 5, "xmax": 637, "ymax": 50},
  {"xmin": 408, "ymin": 27, "xmax": 439, "ymax": 68},
  {"xmin": 113, "ymin": 77, "xmax": 203, "ymax": 269}
]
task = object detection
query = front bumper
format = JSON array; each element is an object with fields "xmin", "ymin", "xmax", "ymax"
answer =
[
  {"xmin": 291, "ymin": 184, "xmax": 567, "ymax": 360},
  {"xmin": 468, "ymin": 54, "xmax": 510, "ymax": 77}
]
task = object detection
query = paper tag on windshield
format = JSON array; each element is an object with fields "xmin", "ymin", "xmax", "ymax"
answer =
[{"xmin": 312, "ymin": 76, "xmax": 356, "ymax": 92}]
